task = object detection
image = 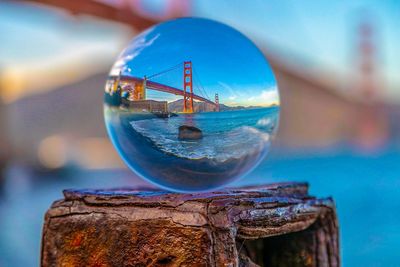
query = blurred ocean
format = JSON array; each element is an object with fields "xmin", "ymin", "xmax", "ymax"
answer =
[{"xmin": 0, "ymin": 147, "xmax": 399, "ymax": 266}]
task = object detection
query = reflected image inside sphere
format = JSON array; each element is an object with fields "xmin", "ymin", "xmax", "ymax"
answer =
[{"xmin": 104, "ymin": 18, "xmax": 280, "ymax": 192}]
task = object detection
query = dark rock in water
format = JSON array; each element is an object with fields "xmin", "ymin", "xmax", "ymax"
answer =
[
  {"xmin": 178, "ymin": 125, "xmax": 203, "ymax": 140},
  {"xmin": 154, "ymin": 112, "xmax": 177, "ymax": 119}
]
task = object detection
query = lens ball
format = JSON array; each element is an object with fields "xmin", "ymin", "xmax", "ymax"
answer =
[{"xmin": 104, "ymin": 18, "xmax": 280, "ymax": 192}]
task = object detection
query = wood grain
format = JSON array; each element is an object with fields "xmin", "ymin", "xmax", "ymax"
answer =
[{"xmin": 41, "ymin": 182, "xmax": 339, "ymax": 267}]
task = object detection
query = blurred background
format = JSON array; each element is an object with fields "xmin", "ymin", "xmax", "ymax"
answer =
[{"xmin": 0, "ymin": 0, "xmax": 399, "ymax": 266}]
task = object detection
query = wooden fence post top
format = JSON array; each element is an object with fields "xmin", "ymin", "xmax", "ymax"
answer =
[{"xmin": 42, "ymin": 182, "xmax": 339, "ymax": 266}]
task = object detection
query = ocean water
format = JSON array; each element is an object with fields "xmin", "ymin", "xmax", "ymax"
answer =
[
  {"xmin": 130, "ymin": 108, "xmax": 278, "ymax": 162},
  {"xmin": 105, "ymin": 106, "xmax": 279, "ymax": 191},
  {"xmin": 240, "ymin": 148, "xmax": 400, "ymax": 267}
]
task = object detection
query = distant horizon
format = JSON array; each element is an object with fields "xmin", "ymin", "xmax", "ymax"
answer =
[
  {"xmin": 114, "ymin": 73, "xmax": 280, "ymax": 107},
  {"xmin": 165, "ymin": 97, "xmax": 279, "ymax": 108}
]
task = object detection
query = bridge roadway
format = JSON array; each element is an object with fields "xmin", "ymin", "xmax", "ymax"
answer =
[{"xmin": 113, "ymin": 75, "xmax": 216, "ymax": 106}]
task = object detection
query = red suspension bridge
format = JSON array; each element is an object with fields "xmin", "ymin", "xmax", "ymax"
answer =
[{"xmin": 109, "ymin": 61, "xmax": 219, "ymax": 113}]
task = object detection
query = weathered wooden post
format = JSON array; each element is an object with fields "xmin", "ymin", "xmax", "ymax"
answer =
[{"xmin": 41, "ymin": 182, "xmax": 339, "ymax": 266}]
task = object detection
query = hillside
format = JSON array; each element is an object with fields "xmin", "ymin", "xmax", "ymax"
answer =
[{"xmin": 167, "ymin": 99, "xmax": 266, "ymax": 113}]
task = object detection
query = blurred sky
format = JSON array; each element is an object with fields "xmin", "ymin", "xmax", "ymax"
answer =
[
  {"xmin": 0, "ymin": 2, "xmax": 133, "ymax": 103},
  {"xmin": 0, "ymin": 0, "xmax": 399, "ymax": 102},
  {"xmin": 194, "ymin": 0, "xmax": 400, "ymax": 97}
]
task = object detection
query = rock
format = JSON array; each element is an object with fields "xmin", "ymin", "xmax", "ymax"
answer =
[{"xmin": 178, "ymin": 125, "xmax": 203, "ymax": 140}]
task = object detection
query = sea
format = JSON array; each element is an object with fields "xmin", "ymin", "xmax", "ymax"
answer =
[
  {"xmin": 129, "ymin": 107, "xmax": 279, "ymax": 162},
  {"xmin": 105, "ymin": 106, "xmax": 280, "ymax": 191}
]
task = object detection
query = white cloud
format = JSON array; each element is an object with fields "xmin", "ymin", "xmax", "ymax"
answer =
[
  {"xmin": 260, "ymin": 87, "xmax": 279, "ymax": 102},
  {"xmin": 244, "ymin": 86, "xmax": 279, "ymax": 106},
  {"xmin": 110, "ymin": 33, "xmax": 160, "ymax": 75},
  {"xmin": 218, "ymin": 81, "xmax": 238, "ymax": 96}
]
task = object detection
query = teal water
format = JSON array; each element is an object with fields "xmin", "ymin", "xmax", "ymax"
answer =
[
  {"xmin": 239, "ymin": 148, "xmax": 400, "ymax": 267},
  {"xmin": 129, "ymin": 107, "xmax": 279, "ymax": 161},
  {"xmin": 0, "ymin": 148, "xmax": 399, "ymax": 266}
]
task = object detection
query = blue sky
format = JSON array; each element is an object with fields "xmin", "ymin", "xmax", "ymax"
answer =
[
  {"xmin": 111, "ymin": 18, "xmax": 279, "ymax": 107},
  {"xmin": 194, "ymin": 0, "xmax": 400, "ymax": 99}
]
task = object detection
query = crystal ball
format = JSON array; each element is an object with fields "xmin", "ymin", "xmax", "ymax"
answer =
[{"xmin": 104, "ymin": 18, "xmax": 279, "ymax": 192}]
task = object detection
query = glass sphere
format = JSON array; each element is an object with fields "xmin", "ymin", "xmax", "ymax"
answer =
[{"xmin": 104, "ymin": 18, "xmax": 279, "ymax": 192}]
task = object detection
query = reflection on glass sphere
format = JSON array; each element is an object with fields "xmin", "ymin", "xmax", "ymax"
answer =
[{"xmin": 104, "ymin": 18, "xmax": 280, "ymax": 192}]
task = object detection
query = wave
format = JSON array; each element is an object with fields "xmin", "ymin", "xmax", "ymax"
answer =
[{"xmin": 130, "ymin": 117, "xmax": 271, "ymax": 162}]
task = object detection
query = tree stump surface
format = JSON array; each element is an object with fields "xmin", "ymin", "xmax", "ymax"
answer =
[{"xmin": 41, "ymin": 182, "xmax": 339, "ymax": 267}]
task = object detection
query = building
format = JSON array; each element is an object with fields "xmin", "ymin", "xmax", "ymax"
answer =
[{"xmin": 121, "ymin": 99, "xmax": 168, "ymax": 114}]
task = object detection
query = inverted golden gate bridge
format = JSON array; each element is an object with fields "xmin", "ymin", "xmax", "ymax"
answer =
[{"xmin": 110, "ymin": 61, "xmax": 220, "ymax": 113}]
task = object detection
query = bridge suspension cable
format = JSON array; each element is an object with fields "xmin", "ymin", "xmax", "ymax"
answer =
[
  {"xmin": 193, "ymin": 80, "xmax": 207, "ymax": 100},
  {"xmin": 144, "ymin": 62, "xmax": 214, "ymax": 103},
  {"xmin": 146, "ymin": 62, "xmax": 183, "ymax": 80},
  {"xmin": 118, "ymin": 60, "xmax": 218, "ymax": 113},
  {"xmin": 193, "ymin": 67, "xmax": 211, "ymax": 101}
]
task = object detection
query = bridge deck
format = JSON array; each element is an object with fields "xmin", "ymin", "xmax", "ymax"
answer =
[{"xmin": 113, "ymin": 75, "xmax": 216, "ymax": 106}]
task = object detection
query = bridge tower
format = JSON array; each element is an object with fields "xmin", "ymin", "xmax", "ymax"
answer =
[
  {"xmin": 354, "ymin": 18, "xmax": 388, "ymax": 150},
  {"xmin": 358, "ymin": 20, "xmax": 377, "ymax": 100},
  {"xmin": 215, "ymin": 93, "xmax": 220, "ymax": 112},
  {"xmin": 133, "ymin": 76, "xmax": 147, "ymax": 100},
  {"xmin": 113, "ymin": 71, "xmax": 122, "ymax": 93},
  {"xmin": 183, "ymin": 61, "xmax": 194, "ymax": 113}
]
